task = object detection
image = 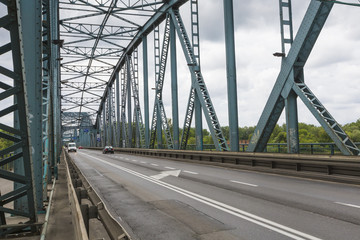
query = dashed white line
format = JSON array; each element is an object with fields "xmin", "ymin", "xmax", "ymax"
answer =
[
  {"xmin": 165, "ymin": 167, "xmax": 176, "ymax": 170},
  {"xmin": 183, "ymin": 170, "xmax": 198, "ymax": 175},
  {"xmin": 125, "ymin": 158, "xmax": 129, "ymax": 160},
  {"xmin": 335, "ymin": 202, "xmax": 360, "ymax": 209},
  {"xmin": 151, "ymin": 163, "xmax": 159, "ymax": 166},
  {"xmin": 140, "ymin": 161, "xmax": 147, "ymax": 164},
  {"xmin": 132, "ymin": 159, "xmax": 138, "ymax": 162},
  {"xmin": 230, "ymin": 180, "xmax": 258, "ymax": 187}
]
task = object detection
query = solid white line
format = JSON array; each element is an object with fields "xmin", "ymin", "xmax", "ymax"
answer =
[
  {"xmin": 230, "ymin": 180, "xmax": 258, "ymax": 187},
  {"xmin": 165, "ymin": 167, "xmax": 176, "ymax": 170},
  {"xmin": 151, "ymin": 164, "xmax": 159, "ymax": 166},
  {"xmin": 79, "ymin": 152, "xmax": 321, "ymax": 240},
  {"xmin": 183, "ymin": 170, "xmax": 198, "ymax": 175},
  {"xmin": 335, "ymin": 202, "xmax": 360, "ymax": 209}
]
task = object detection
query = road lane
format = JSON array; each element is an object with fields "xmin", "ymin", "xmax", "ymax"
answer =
[{"xmin": 71, "ymin": 149, "xmax": 360, "ymax": 240}]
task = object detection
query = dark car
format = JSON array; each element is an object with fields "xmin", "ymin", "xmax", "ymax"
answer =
[{"xmin": 103, "ymin": 146, "xmax": 114, "ymax": 154}]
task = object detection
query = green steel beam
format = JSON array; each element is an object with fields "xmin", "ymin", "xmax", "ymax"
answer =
[
  {"xmin": 0, "ymin": 0, "xmax": 38, "ymax": 235},
  {"xmin": 223, "ymin": 0, "xmax": 239, "ymax": 152},
  {"xmin": 247, "ymin": 1, "xmax": 334, "ymax": 152}
]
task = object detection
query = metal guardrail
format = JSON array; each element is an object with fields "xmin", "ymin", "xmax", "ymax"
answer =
[
  {"xmin": 64, "ymin": 150, "xmax": 130, "ymax": 240},
  {"xmin": 186, "ymin": 142, "xmax": 360, "ymax": 155},
  {"xmin": 87, "ymin": 147, "xmax": 360, "ymax": 185}
]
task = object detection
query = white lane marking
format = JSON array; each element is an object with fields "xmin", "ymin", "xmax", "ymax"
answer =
[
  {"xmin": 125, "ymin": 158, "xmax": 129, "ymax": 160},
  {"xmin": 183, "ymin": 170, "xmax": 198, "ymax": 175},
  {"xmin": 94, "ymin": 169, "xmax": 103, "ymax": 177},
  {"xmin": 230, "ymin": 180, "xmax": 258, "ymax": 187},
  {"xmin": 120, "ymin": 157, "xmax": 124, "ymax": 159},
  {"xmin": 165, "ymin": 167, "xmax": 176, "ymax": 170},
  {"xmin": 79, "ymin": 152, "xmax": 321, "ymax": 240},
  {"xmin": 335, "ymin": 202, "xmax": 360, "ymax": 209},
  {"xmin": 151, "ymin": 170, "xmax": 181, "ymax": 180},
  {"xmin": 140, "ymin": 161, "xmax": 147, "ymax": 164},
  {"xmin": 151, "ymin": 163, "xmax": 159, "ymax": 166},
  {"xmin": 132, "ymin": 159, "xmax": 137, "ymax": 162}
]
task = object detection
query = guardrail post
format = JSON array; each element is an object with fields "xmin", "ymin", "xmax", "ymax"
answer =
[
  {"xmin": 311, "ymin": 144, "xmax": 314, "ymax": 155},
  {"xmin": 330, "ymin": 144, "xmax": 334, "ymax": 155},
  {"xmin": 80, "ymin": 204, "xmax": 89, "ymax": 236}
]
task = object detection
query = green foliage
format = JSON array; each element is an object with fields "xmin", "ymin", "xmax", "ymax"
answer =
[{"xmin": 0, "ymin": 130, "xmax": 13, "ymax": 151}]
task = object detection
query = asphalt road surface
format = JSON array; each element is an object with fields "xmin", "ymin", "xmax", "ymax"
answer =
[{"xmin": 70, "ymin": 149, "xmax": 360, "ymax": 240}]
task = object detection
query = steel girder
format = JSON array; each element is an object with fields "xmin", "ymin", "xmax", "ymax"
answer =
[
  {"xmin": 127, "ymin": 55, "xmax": 146, "ymax": 148},
  {"xmin": 247, "ymin": 0, "xmax": 359, "ymax": 155},
  {"xmin": 223, "ymin": 0, "xmax": 239, "ymax": 152},
  {"xmin": 149, "ymin": 16, "xmax": 174, "ymax": 149},
  {"xmin": 85, "ymin": 0, "xmax": 228, "ymax": 151},
  {"xmin": 59, "ymin": 0, "xmax": 163, "ymax": 125},
  {"xmin": 94, "ymin": 0, "xmax": 188, "ymax": 128},
  {"xmin": 0, "ymin": 0, "xmax": 40, "ymax": 235},
  {"xmin": 170, "ymin": 8, "xmax": 229, "ymax": 151}
]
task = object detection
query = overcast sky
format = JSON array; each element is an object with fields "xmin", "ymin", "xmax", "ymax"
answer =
[{"xmin": 158, "ymin": 0, "xmax": 360, "ymax": 129}]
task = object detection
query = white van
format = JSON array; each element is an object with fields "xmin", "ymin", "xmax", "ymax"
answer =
[{"xmin": 68, "ymin": 142, "xmax": 77, "ymax": 153}]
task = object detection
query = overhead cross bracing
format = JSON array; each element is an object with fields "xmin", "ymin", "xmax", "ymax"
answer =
[
  {"xmin": 59, "ymin": 0, "xmax": 164, "ymax": 128},
  {"xmin": 60, "ymin": 0, "xmax": 230, "ymax": 151}
]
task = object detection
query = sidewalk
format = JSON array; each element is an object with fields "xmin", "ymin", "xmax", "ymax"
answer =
[{"xmin": 0, "ymin": 160, "xmax": 75, "ymax": 239}]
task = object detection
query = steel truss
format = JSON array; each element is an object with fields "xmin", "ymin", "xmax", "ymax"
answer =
[
  {"xmin": 0, "ymin": 0, "xmax": 42, "ymax": 235},
  {"xmin": 83, "ymin": 0, "xmax": 228, "ymax": 151},
  {"xmin": 247, "ymin": 0, "xmax": 359, "ymax": 155}
]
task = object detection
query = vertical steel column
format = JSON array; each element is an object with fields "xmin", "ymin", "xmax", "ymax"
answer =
[
  {"xmin": 223, "ymin": 0, "xmax": 239, "ymax": 152},
  {"xmin": 108, "ymin": 86, "xmax": 113, "ymax": 146},
  {"xmin": 102, "ymin": 105, "xmax": 107, "ymax": 147},
  {"xmin": 20, "ymin": 0, "xmax": 43, "ymax": 211},
  {"xmin": 153, "ymin": 26, "xmax": 162, "ymax": 148},
  {"xmin": 126, "ymin": 57, "xmax": 133, "ymax": 147},
  {"xmin": 116, "ymin": 72, "xmax": 121, "ymax": 147},
  {"xmin": 51, "ymin": 0, "xmax": 61, "ymax": 166},
  {"xmin": 97, "ymin": 115, "xmax": 101, "ymax": 147},
  {"xmin": 194, "ymin": 98, "xmax": 203, "ymax": 150},
  {"xmin": 279, "ymin": 0, "xmax": 299, "ymax": 153},
  {"xmin": 156, "ymin": 105, "xmax": 163, "ymax": 148},
  {"xmin": 143, "ymin": 37, "xmax": 150, "ymax": 148},
  {"xmin": 170, "ymin": 20, "xmax": 179, "ymax": 150},
  {"xmin": 191, "ymin": 0, "xmax": 203, "ymax": 151},
  {"xmin": 41, "ymin": 0, "xmax": 51, "ymax": 201},
  {"xmin": 120, "ymin": 68, "xmax": 127, "ymax": 147}
]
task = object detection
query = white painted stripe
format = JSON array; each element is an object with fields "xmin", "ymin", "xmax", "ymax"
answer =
[
  {"xmin": 151, "ymin": 164, "xmax": 159, "ymax": 166},
  {"xmin": 183, "ymin": 170, "xmax": 198, "ymax": 175},
  {"xmin": 93, "ymin": 169, "xmax": 103, "ymax": 177},
  {"xmin": 125, "ymin": 158, "xmax": 129, "ymax": 160},
  {"xmin": 230, "ymin": 180, "xmax": 258, "ymax": 187},
  {"xmin": 165, "ymin": 167, "xmax": 176, "ymax": 170},
  {"xmin": 335, "ymin": 202, "xmax": 360, "ymax": 209},
  {"xmin": 79, "ymin": 152, "xmax": 322, "ymax": 240},
  {"xmin": 140, "ymin": 161, "xmax": 147, "ymax": 164}
]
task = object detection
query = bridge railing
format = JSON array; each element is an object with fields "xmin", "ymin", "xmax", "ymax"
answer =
[{"xmin": 185, "ymin": 143, "xmax": 360, "ymax": 155}]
